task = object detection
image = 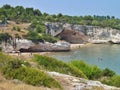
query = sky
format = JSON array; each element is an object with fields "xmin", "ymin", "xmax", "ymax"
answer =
[{"xmin": 0, "ymin": 0, "xmax": 120, "ymax": 18}]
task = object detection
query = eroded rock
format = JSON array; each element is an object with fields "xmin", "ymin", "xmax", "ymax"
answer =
[{"xmin": 48, "ymin": 72, "xmax": 120, "ymax": 90}]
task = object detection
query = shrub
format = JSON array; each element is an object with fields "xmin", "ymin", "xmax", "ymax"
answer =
[
  {"xmin": 102, "ymin": 75, "xmax": 120, "ymax": 87},
  {"xmin": 34, "ymin": 54, "xmax": 87, "ymax": 78},
  {"xmin": 42, "ymin": 34, "xmax": 58, "ymax": 43},
  {"xmin": 0, "ymin": 53, "xmax": 61, "ymax": 89},
  {"xmin": 1, "ymin": 66, "xmax": 61, "ymax": 88},
  {"xmin": 0, "ymin": 47, "xmax": 2, "ymax": 51},
  {"xmin": 71, "ymin": 60, "xmax": 102, "ymax": 79},
  {"xmin": 12, "ymin": 26, "xmax": 21, "ymax": 31},
  {"xmin": 102, "ymin": 68, "xmax": 115, "ymax": 77}
]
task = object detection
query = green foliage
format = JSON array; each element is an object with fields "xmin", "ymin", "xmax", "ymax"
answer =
[
  {"xmin": 1, "ymin": 4, "xmax": 120, "ymax": 29},
  {"xmin": 12, "ymin": 26, "xmax": 21, "ymax": 31},
  {"xmin": 26, "ymin": 31, "xmax": 43, "ymax": 43},
  {"xmin": 34, "ymin": 54, "xmax": 87, "ymax": 78},
  {"xmin": 0, "ymin": 53, "xmax": 61, "ymax": 89},
  {"xmin": 102, "ymin": 68, "xmax": 115, "ymax": 77},
  {"xmin": 42, "ymin": 34, "xmax": 58, "ymax": 43},
  {"xmin": 26, "ymin": 30, "xmax": 58, "ymax": 43},
  {"xmin": 0, "ymin": 33, "xmax": 12, "ymax": 43},
  {"xmin": 71, "ymin": 60, "xmax": 102, "ymax": 79},
  {"xmin": 0, "ymin": 47, "xmax": 2, "ymax": 51},
  {"xmin": 102, "ymin": 75, "xmax": 120, "ymax": 87},
  {"xmin": 36, "ymin": 24, "xmax": 45, "ymax": 33}
]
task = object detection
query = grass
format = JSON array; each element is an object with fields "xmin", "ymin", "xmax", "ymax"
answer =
[
  {"xmin": 33, "ymin": 54, "xmax": 87, "ymax": 79},
  {"xmin": 0, "ymin": 53, "xmax": 62, "ymax": 89},
  {"xmin": 0, "ymin": 53, "xmax": 120, "ymax": 88},
  {"xmin": 0, "ymin": 81, "xmax": 61, "ymax": 90},
  {"xmin": 70, "ymin": 60, "xmax": 102, "ymax": 79}
]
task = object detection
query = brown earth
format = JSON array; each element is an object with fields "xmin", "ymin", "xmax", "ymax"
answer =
[
  {"xmin": 58, "ymin": 29, "xmax": 89, "ymax": 44},
  {"xmin": 0, "ymin": 21, "xmax": 30, "ymax": 38}
]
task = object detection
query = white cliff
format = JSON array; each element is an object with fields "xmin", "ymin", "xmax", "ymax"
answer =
[{"xmin": 45, "ymin": 22, "xmax": 120, "ymax": 44}]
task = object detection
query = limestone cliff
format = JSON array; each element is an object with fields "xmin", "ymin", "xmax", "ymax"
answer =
[
  {"xmin": 45, "ymin": 22, "xmax": 120, "ymax": 44},
  {"xmin": 1, "ymin": 39, "xmax": 70, "ymax": 53}
]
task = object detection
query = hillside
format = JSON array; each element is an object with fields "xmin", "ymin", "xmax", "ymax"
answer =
[
  {"xmin": 0, "ymin": 4, "xmax": 120, "ymax": 90},
  {"xmin": 0, "ymin": 53, "xmax": 120, "ymax": 90}
]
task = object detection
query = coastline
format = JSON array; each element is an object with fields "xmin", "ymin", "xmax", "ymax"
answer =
[
  {"xmin": 8, "ymin": 43, "xmax": 93, "ymax": 58},
  {"xmin": 70, "ymin": 43, "xmax": 93, "ymax": 50}
]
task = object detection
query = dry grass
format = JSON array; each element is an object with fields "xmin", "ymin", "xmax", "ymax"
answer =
[
  {"xmin": 0, "ymin": 73, "xmax": 60, "ymax": 90},
  {"xmin": 0, "ymin": 82, "xmax": 51, "ymax": 90},
  {"xmin": 0, "ymin": 21, "xmax": 30, "ymax": 38}
]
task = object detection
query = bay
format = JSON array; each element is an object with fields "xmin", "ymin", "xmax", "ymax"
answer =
[{"xmin": 48, "ymin": 44, "xmax": 120, "ymax": 74}]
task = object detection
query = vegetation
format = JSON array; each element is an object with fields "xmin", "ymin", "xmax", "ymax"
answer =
[
  {"xmin": 12, "ymin": 26, "xmax": 21, "ymax": 31},
  {"xmin": 71, "ymin": 60, "xmax": 116, "ymax": 80},
  {"xmin": 0, "ymin": 4, "xmax": 120, "ymax": 30},
  {"xmin": 70, "ymin": 60, "xmax": 120, "ymax": 87},
  {"xmin": 0, "ymin": 33, "xmax": 12, "ymax": 44},
  {"xmin": 71, "ymin": 60, "xmax": 102, "ymax": 79},
  {"xmin": 26, "ymin": 31, "xmax": 58, "ymax": 43},
  {"xmin": 0, "ymin": 53, "xmax": 61, "ymax": 89},
  {"xmin": 0, "ymin": 53, "xmax": 120, "ymax": 88},
  {"xmin": 1, "ymin": 4, "xmax": 120, "ymax": 44},
  {"xmin": 33, "ymin": 54, "xmax": 87, "ymax": 78}
]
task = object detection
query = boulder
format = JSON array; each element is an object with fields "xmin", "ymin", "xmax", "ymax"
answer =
[
  {"xmin": 19, "ymin": 42, "xmax": 70, "ymax": 52},
  {"xmin": 58, "ymin": 29, "xmax": 89, "ymax": 44}
]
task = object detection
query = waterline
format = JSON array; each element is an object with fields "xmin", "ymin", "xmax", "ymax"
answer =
[{"xmin": 48, "ymin": 44, "xmax": 120, "ymax": 74}]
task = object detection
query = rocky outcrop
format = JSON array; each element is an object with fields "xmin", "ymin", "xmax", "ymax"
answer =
[
  {"xmin": 48, "ymin": 72, "xmax": 120, "ymax": 90},
  {"xmin": 58, "ymin": 29, "xmax": 88, "ymax": 44},
  {"xmin": 19, "ymin": 41, "xmax": 70, "ymax": 52},
  {"xmin": 2, "ymin": 39, "xmax": 70, "ymax": 53},
  {"xmin": 45, "ymin": 22, "xmax": 120, "ymax": 44}
]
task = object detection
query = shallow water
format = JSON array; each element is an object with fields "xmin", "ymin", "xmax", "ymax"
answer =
[{"xmin": 48, "ymin": 44, "xmax": 120, "ymax": 74}]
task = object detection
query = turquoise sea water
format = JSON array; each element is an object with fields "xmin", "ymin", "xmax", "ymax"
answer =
[{"xmin": 48, "ymin": 44, "xmax": 120, "ymax": 74}]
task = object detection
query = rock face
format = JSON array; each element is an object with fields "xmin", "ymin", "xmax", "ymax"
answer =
[
  {"xmin": 58, "ymin": 29, "xmax": 88, "ymax": 44},
  {"xmin": 1, "ymin": 39, "xmax": 70, "ymax": 52},
  {"xmin": 45, "ymin": 22, "xmax": 120, "ymax": 44},
  {"xmin": 48, "ymin": 72, "xmax": 120, "ymax": 90},
  {"xmin": 19, "ymin": 41, "xmax": 70, "ymax": 52}
]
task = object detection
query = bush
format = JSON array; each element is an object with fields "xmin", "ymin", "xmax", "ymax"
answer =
[
  {"xmin": 42, "ymin": 34, "xmax": 58, "ymax": 43},
  {"xmin": 0, "ymin": 53, "xmax": 61, "ymax": 89},
  {"xmin": 0, "ymin": 47, "xmax": 2, "ymax": 51},
  {"xmin": 102, "ymin": 75, "xmax": 120, "ymax": 87},
  {"xmin": 71, "ymin": 60, "xmax": 102, "ymax": 79},
  {"xmin": 1, "ymin": 66, "xmax": 61, "ymax": 88},
  {"xmin": 12, "ymin": 26, "xmax": 21, "ymax": 31},
  {"xmin": 34, "ymin": 54, "xmax": 87, "ymax": 78},
  {"xmin": 102, "ymin": 68, "xmax": 115, "ymax": 77}
]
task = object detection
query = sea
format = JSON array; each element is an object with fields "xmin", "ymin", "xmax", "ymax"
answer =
[{"xmin": 48, "ymin": 44, "xmax": 120, "ymax": 74}]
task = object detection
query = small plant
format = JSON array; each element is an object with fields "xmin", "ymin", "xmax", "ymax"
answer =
[
  {"xmin": 102, "ymin": 75, "xmax": 120, "ymax": 87},
  {"xmin": 102, "ymin": 68, "xmax": 115, "ymax": 77},
  {"xmin": 34, "ymin": 54, "xmax": 87, "ymax": 78},
  {"xmin": 71, "ymin": 60, "xmax": 102, "ymax": 79},
  {"xmin": 12, "ymin": 26, "xmax": 21, "ymax": 31},
  {"xmin": 0, "ymin": 47, "xmax": 2, "ymax": 51},
  {"xmin": 0, "ymin": 53, "xmax": 62, "ymax": 89}
]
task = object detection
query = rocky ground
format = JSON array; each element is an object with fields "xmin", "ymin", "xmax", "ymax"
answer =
[{"xmin": 48, "ymin": 72, "xmax": 120, "ymax": 90}]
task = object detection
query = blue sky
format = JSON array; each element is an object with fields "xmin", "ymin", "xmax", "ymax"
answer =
[{"xmin": 0, "ymin": 0, "xmax": 120, "ymax": 18}]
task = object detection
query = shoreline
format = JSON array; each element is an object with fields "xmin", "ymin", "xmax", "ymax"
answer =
[
  {"xmin": 8, "ymin": 43, "xmax": 92, "ymax": 57},
  {"xmin": 8, "ymin": 43, "xmax": 116, "ymax": 57},
  {"xmin": 70, "ymin": 43, "xmax": 93, "ymax": 50}
]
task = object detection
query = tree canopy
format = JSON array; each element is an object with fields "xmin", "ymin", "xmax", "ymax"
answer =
[{"xmin": 0, "ymin": 4, "xmax": 120, "ymax": 29}]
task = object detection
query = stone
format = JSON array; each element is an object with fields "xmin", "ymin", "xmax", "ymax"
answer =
[
  {"xmin": 45, "ymin": 22, "xmax": 120, "ymax": 44},
  {"xmin": 48, "ymin": 71, "xmax": 120, "ymax": 90},
  {"xmin": 58, "ymin": 29, "xmax": 89, "ymax": 44}
]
